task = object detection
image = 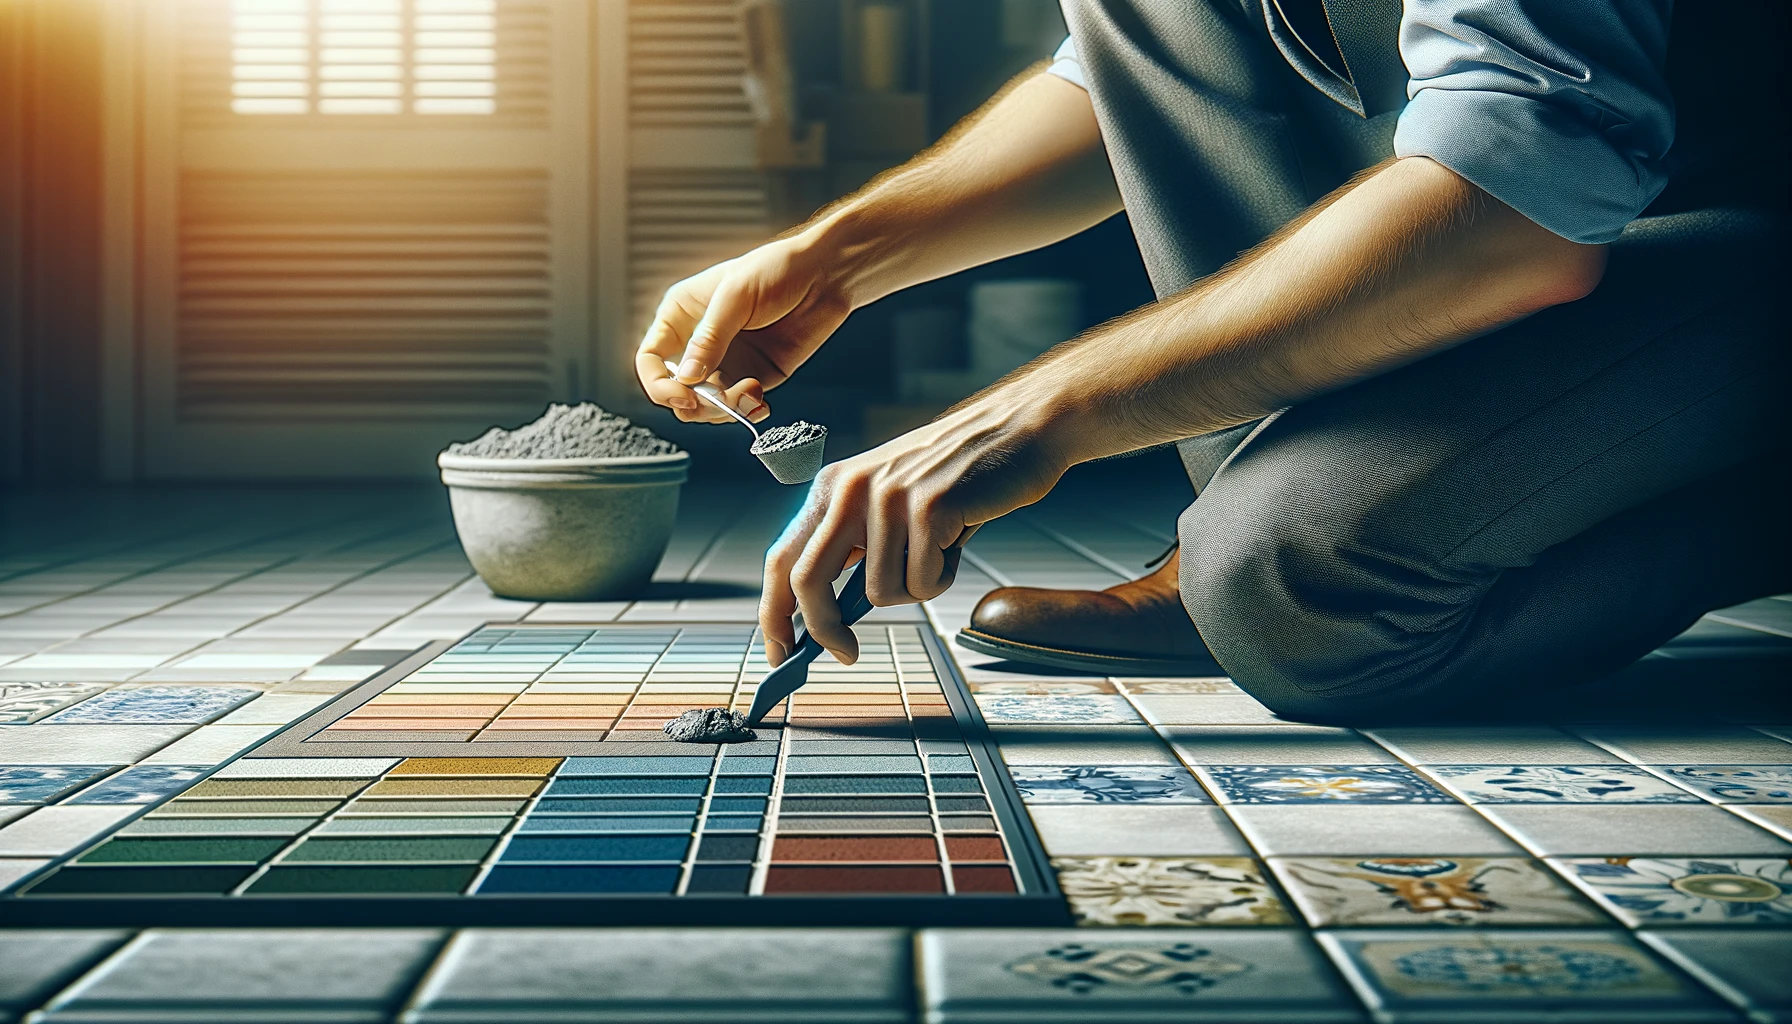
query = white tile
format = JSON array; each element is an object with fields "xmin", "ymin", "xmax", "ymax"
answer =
[
  {"xmin": 1578, "ymin": 727, "xmax": 1792, "ymax": 764},
  {"xmin": 1477, "ymin": 804, "xmax": 1792, "ymax": 856},
  {"xmin": 140, "ymin": 725, "xmax": 281, "ymax": 766},
  {"xmin": 1225, "ymin": 805, "xmax": 1522, "ymax": 856},
  {"xmin": 1365, "ymin": 726, "xmax": 1622, "ymax": 764},
  {"xmin": 212, "ymin": 757, "xmax": 398, "ymax": 778},
  {"xmin": 1164, "ymin": 726, "xmax": 1398, "ymax": 765},
  {"xmin": 0, "ymin": 805, "xmax": 135, "ymax": 857},
  {"xmin": 991, "ymin": 726, "xmax": 1178, "ymax": 766},
  {"xmin": 0, "ymin": 724, "xmax": 194, "ymax": 763},
  {"xmin": 212, "ymin": 694, "xmax": 331, "ymax": 725},
  {"xmin": 0, "ymin": 857, "xmax": 51, "ymax": 892},
  {"xmin": 1025, "ymin": 804, "xmax": 1251, "ymax": 856}
]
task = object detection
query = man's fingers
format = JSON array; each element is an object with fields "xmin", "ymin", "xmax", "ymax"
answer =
[
  {"xmin": 720, "ymin": 378, "xmax": 768, "ymax": 422},
  {"xmin": 864, "ymin": 485, "xmax": 911, "ymax": 607},
  {"xmin": 760, "ymin": 494, "xmax": 827, "ymax": 665},
  {"xmin": 789, "ymin": 505, "xmax": 864, "ymax": 665},
  {"xmin": 634, "ymin": 349, "xmax": 700, "ymax": 413},
  {"xmin": 907, "ymin": 512, "xmax": 975, "ymax": 601},
  {"xmin": 677, "ymin": 277, "xmax": 757, "ymax": 384}
]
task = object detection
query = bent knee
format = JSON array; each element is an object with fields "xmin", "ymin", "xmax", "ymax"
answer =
[{"xmin": 1176, "ymin": 467, "xmax": 1478, "ymax": 717}]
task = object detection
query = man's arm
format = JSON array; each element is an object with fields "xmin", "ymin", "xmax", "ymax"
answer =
[
  {"xmin": 641, "ymin": 70, "xmax": 1119, "ymax": 418},
  {"xmin": 761, "ymin": 156, "xmax": 1606, "ymax": 665}
]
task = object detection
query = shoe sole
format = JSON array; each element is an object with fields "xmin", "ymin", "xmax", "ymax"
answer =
[{"xmin": 954, "ymin": 629, "xmax": 1226, "ymax": 678}]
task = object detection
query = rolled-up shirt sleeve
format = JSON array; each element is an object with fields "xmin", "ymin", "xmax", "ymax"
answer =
[
  {"xmin": 1393, "ymin": 0, "xmax": 1675, "ymax": 244},
  {"xmin": 1046, "ymin": 35, "xmax": 1087, "ymax": 90}
]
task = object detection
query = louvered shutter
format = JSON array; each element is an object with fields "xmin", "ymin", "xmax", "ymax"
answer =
[
  {"xmin": 140, "ymin": 0, "xmax": 588, "ymax": 478},
  {"xmin": 624, "ymin": 0, "xmax": 779, "ymax": 343}
]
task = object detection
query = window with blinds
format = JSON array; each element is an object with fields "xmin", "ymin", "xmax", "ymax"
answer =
[{"xmin": 229, "ymin": 0, "xmax": 500, "ymax": 116}]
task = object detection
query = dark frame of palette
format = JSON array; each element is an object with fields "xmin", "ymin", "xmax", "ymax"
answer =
[{"xmin": 0, "ymin": 623, "xmax": 1071, "ymax": 928}]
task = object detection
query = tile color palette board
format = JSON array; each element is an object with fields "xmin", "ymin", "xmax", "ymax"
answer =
[{"xmin": 0, "ymin": 624, "xmax": 1066, "ymax": 927}]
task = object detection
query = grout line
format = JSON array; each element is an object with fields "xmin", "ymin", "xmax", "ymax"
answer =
[
  {"xmin": 1020, "ymin": 517, "xmax": 1137, "ymax": 582},
  {"xmin": 955, "ymin": 548, "xmax": 1014, "ymax": 588}
]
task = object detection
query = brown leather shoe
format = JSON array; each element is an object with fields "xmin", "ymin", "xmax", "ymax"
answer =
[{"xmin": 956, "ymin": 550, "xmax": 1225, "ymax": 676}]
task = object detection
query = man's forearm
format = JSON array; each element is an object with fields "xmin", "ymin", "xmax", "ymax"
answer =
[
  {"xmin": 1013, "ymin": 157, "xmax": 1608, "ymax": 465},
  {"xmin": 800, "ymin": 69, "xmax": 1120, "ymax": 309}
]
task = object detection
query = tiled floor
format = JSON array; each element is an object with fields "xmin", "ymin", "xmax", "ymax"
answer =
[{"xmin": 1, "ymin": 473, "xmax": 1789, "ymax": 1023}]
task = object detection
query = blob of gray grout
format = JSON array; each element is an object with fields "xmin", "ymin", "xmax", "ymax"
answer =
[{"xmin": 663, "ymin": 707, "xmax": 758, "ymax": 743}]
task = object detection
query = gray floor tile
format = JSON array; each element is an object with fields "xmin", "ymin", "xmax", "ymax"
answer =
[
  {"xmin": 1578, "ymin": 727, "xmax": 1792, "ymax": 764},
  {"xmin": 1225, "ymin": 805, "xmax": 1522, "ymax": 856},
  {"xmin": 0, "ymin": 808, "xmax": 29, "ymax": 827},
  {"xmin": 1729, "ymin": 804, "xmax": 1792, "ymax": 839},
  {"xmin": 0, "ymin": 859, "xmax": 49, "ymax": 893},
  {"xmin": 403, "ymin": 928, "xmax": 910, "ymax": 1023},
  {"xmin": 1130, "ymin": 694, "xmax": 1295, "ymax": 726},
  {"xmin": 1026, "ymin": 804, "xmax": 1250, "ymax": 856},
  {"xmin": 1317, "ymin": 928, "xmax": 1734, "ymax": 1023},
  {"xmin": 1163, "ymin": 726, "xmax": 1399, "ymax": 765},
  {"xmin": 0, "ymin": 725, "xmax": 192, "ymax": 764},
  {"xmin": 33, "ymin": 928, "xmax": 445, "ymax": 1023},
  {"xmin": 0, "ymin": 805, "xmax": 137, "ymax": 857},
  {"xmin": 918, "ymin": 927, "xmax": 1362, "ymax": 1022},
  {"xmin": 139, "ymin": 725, "xmax": 280, "ymax": 766},
  {"xmin": 1364, "ymin": 726, "xmax": 1622, "ymax": 764},
  {"xmin": 1641, "ymin": 929, "xmax": 1792, "ymax": 1023},
  {"xmin": 1480, "ymin": 803, "xmax": 1792, "ymax": 855},
  {"xmin": 992, "ymin": 726, "xmax": 1178, "ymax": 765},
  {"xmin": 0, "ymin": 930, "xmax": 134, "ymax": 1024}
]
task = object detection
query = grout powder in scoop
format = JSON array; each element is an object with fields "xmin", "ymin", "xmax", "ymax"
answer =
[
  {"xmin": 749, "ymin": 420, "xmax": 826, "ymax": 455},
  {"xmin": 664, "ymin": 708, "xmax": 758, "ymax": 744}
]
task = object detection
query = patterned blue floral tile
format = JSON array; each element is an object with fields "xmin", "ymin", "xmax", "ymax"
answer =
[
  {"xmin": 44, "ymin": 685, "xmax": 260, "ymax": 725},
  {"xmin": 1658, "ymin": 765, "xmax": 1792, "ymax": 804},
  {"xmin": 1007, "ymin": 765, "xmax": 1210, "ymax": 805},
  {"xmin": 64, "ymin": 764, "xmax": 211, "ymax": 804},
  {"xmin": 0, "ymin": 682, "xmax": 111, "ymax": 724},
  {"xmin": 1318, "ymin": 928, "xmax": 1732, "ymax": 1022},
  {"xmin": 1426, "ymin": 765, "xmax": 1702, "ymax": 804},
  {"xmin": 1200, "ymin": 765, "xmax": 1454, "ymax": 804},
  {"xmin": 0, "ymin": 765, "xmax": 119, "ymax": 804},
  {"xmin": 1555, "ymin": 856, "xmax": 1792, "ymax": 926},
  {"xmin": 973, "ymin": 695, "xmax": 1142, "ymax": 725}
]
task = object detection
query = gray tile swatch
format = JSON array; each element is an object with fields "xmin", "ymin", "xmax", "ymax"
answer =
[
  {"xmin": 404, "ymin": 928, "xmax": 911, "ymax": 1023},
  {"xmin": 1641, "ymin": 929, "xmax": 1792, "ymax": 1023},
  {"xmin": 33, "ymin": 928, "xmax": 445, "ymax": 1023},
  {"xmin": 0, "ymin": 931, "xmax": 132, "ymax": 1024}
]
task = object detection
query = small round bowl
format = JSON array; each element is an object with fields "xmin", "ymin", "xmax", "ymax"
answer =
[{"xmin": 438, "ymin": 451, "xmax": 690, "ymax": 601}]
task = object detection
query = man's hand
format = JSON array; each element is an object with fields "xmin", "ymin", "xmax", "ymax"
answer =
[
  {"xmin": 634, "ymin": 71, "xmax": 1116, "ymax": 424},
  {"xmin": 759, "ymin": 400, "xmax": 1072, "ymax": 667},
  {"xmin": 636, "ymin": 233, "xmax": 851, "ymax": 424}
]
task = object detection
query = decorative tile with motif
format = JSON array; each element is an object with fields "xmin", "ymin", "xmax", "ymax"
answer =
[
  {"xmin": 1555, "ymin": 857, "xmax": 1792, "ymax": 926},
  {"xmin": 1005, "ymin": 940, "xmax": 1250, "ymax": 994},
  {"xmin": 1270, "ymin": 856, "xmax": 1606, "ymax": 927},
  {"xmin": 1425, "ymin": 765, "xmax": 1701, "ymax": 803},
  {"xmin": 0, "ymin": 765, "xmax": 118, "ymax": 805},
  {"xmin": 1007, "ymin": 765, "xmax": 1210, "ymax": 805},
  {"xmin": 44, "ymin": 685, "xmax": 260, "ymax": 725},
  {"xmin": 1052, "ymin": 855, "xmax": 1292, "ymax": 926},
  {"xmin": 1319, "ymin": 929, "xmax": 1731, "ymax": 1021},
  {"xmin": 1200, "ymin": 765, "xmax": 1453, "ymax": 804},
  {"xmin": 1658, "ymin": 765, "xmax": 1792, "ymax": 804},
  {"xmin": 967, "ymin": 679, "xmax": 1118, "ymax": 695},
  {"xmin": 0, "ymin": 682, "xmax": 111, "ymax": 725},
  {"xmin": 64, "ymin": 765, "xmax": 212, "ymax": 805},
  {"xmin": 973, "ymin": 695, "xmax": 1142, "ymax": 725}
]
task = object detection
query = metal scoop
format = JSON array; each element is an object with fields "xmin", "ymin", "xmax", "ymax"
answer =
[{"xmin": 663, "ymin": 358, "xmax": 827, "ymax": 484}]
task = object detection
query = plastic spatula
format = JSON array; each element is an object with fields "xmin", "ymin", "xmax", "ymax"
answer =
[{"xmin": 745, "ymin": 559, "xmax": 872, "ymax": 725}]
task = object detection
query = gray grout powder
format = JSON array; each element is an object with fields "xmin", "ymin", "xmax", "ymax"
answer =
[
  {"xmin": 447, "ymin": 403, "xmax": 681, "ymax": 460},
  {"xmin": 749, "ymin": 420, "xmax": 826, "ymax": 455}
]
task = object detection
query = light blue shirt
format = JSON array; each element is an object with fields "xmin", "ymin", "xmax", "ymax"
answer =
[{"xmin": 1049, "ymin": 0, "xmax": 1675, "ymax": 244}]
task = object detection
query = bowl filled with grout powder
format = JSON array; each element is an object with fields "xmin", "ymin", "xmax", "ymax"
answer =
[{"xmin": 438, "ymin": 404, "xmax": 689, "ymax": 600}]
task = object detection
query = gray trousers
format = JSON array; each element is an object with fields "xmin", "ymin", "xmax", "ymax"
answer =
[{"xmin": 1064, "ymin": 0, "xmax": 1792, "ymax": 720}]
